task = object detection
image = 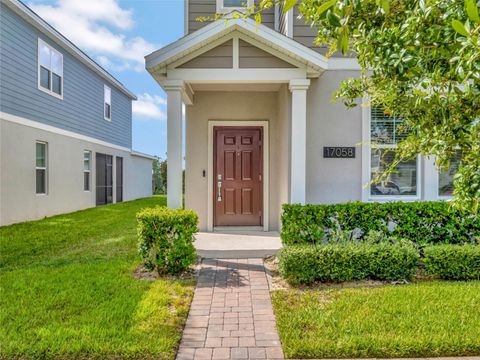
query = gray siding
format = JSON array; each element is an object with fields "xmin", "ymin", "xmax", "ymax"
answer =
[
  {"xmin": 178, "ymin": 39, "xmax": 233, "ymax": 68},
  {"xmin": 292, "ymin": 6, "xmax": 329, "ymax": 55},
  {"xmin": 188, "ymin": 0, "xmax": 275, "ymax": 33},
  {"xmin": 239, "ymin": 40, "xmax": 295, "ymax": 68},
  {"xmin": 0, "ymin": 4, "xmax": 132, "ymax": 148}
]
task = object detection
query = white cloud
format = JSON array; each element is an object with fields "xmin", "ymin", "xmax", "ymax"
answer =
[
  {"xmin": 29, "ymin": 0, "xmax": 157, "ymax": 71},
  {"xmin": 133, "ymin": 93, "xmax": 167, "ymax": 120}
]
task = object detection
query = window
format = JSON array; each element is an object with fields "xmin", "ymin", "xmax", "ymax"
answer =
[
  {"xmin": 369, "ymin": 107, "xmax": 419, "ymax": 197},
  {"xmin": 216, "ymin": 0, "xmax": 253, "ymax": 12},
  {"xmin": 36, "ymin": 142, "xmax": 48, "ymax": 194},
  {"xmin": 438, "ymin": 150, "xmax": 462, "ymax": 197},
  {"xmin": 84, "ymin": 151, "xmax": 91, "ymax": 191},
  {"xmin": 104, "ymin": 85, "xmax": 111, "ymax": 120},
  {"xmin": 38, "ymin": 39, "xmax": 63, "ymax": 98}
]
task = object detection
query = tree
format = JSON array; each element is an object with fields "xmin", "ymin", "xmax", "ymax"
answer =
[
  {"xmin": 152, "ymin": 157, "xmax": 167, "ymax": 195},
  {"xmin": 247, "ymin": 0, "xmax": 480, "ymax": 212},
  {"xmin": 152, "ymin": 157, "xmax": 186, "ymax": 195}
]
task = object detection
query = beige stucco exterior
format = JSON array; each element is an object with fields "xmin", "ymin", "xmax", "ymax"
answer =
[
  {"xmin": 184, "ymin": 72, "xmax": 363, "ymax": 232},
  {"xmin": 306, "ymin": 70, "xmax": 363, "ymax": 203},
  {"xmin": 185, "ymin": 89, "xmax": 290, "ymax": 231},
  {"xmin": 0, "ymin": 118, "xmax": 152, "ymax": 226}
]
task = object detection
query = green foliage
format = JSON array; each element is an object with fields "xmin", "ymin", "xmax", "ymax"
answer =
[
  {"xmin": 299, "ymin": 0, "xmax": 480, "ymax": 212},
  {"xmin": 0, "ymin": 196, "xmax": 195, "ymax": 359},
  {"xmin": 424, "ymin": 244, "xmax": 480, "ymax": 280},
  {"xmin": 281, "ymin": 202, "xmax": 479, "ymax": 245},
  {"xmin": 272, "ymin": 282, "xmax": 480, "ymax": 358},
  {"xmin": 245, "ymin": 0, "xmax": 480, "ymax": 212},
  {"xmin": 278, "ymin": 243, "xmax": 419, "ymax": 284},
  {"xmin": 152, "ymin": 157, "xmax": 167, "ymax": 195},
  {"xmin": 137, "ymin": 207, "xmax": 198, "ymax": 275}
]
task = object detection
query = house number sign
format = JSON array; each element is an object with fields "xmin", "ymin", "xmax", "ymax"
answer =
[{"xmin": 323, "ymin": 147, "xmax": 355, "ymax": 158}]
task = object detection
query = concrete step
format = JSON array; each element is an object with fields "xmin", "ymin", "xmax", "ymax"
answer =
[{"xmin": 194, "ymin": 231, "xmax": 282, "ymax": 259}]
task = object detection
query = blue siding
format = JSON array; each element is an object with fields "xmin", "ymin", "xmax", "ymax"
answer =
[{"xmin": 0, "ymin": 4, "xmax": 132, "ymax": 148}]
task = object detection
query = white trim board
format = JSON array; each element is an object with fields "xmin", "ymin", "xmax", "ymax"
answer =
[
  {"xmin": 131, "ymin": 150, "xmax": 156, "ymax": 160},
  {"xmin": 167, "ymin": 68, "xmax": 308, "ymax": 83},
  {"xmin": 146, "ymin": 17, "xmax": 331, "ymax": 73},
  {"xmin": 1, "ymin": 111, "xmax": 131, "ymax": 152},
  {"xmin": 207, "ymin": 120, "xmax": 270, "ymax": 232}
]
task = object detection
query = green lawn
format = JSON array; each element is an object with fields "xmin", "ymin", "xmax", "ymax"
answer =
[
  {"xmin": 272, "ymin": 282, "xmax": 480, "ymax": 358},
  {"xmin": 0, "ymin": 196, "xmax": 194, "ymax": 360}
]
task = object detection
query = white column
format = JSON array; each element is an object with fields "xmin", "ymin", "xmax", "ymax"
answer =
[
  {"xmin": 423, "ymin": 155, "xmax": 438, "ymax": 200},
  {"xmin": 289, "ymin": 79, "xmax": 310, "ymax": 204},
  {"xmin": 165, "ymin": 80, "xmax": 184, "ymax": 209}
]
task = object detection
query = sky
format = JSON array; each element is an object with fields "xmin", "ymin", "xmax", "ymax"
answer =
[{"xmin": 28, "ymin": 0, "xmax": 186, "ymax": 159}]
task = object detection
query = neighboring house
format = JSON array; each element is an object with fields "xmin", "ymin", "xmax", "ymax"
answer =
[
  {"xmin": 0, "ymin": 0, "xmax": 153, "ymax": 226},
  {"xmin": 145, "ymin": 0, "xmax": 460, "ymax": 232}
]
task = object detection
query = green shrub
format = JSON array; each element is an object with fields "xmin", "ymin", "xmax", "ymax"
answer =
[
  {"xmin": 424, "ymin": 245, "xmax": 480, "ymax": 280},
  {"xmin": 278, "ymin": 243, "xmax": 419, "ymax": 285},
  {"xmin": 137, "ymin": 207, "xmax": 198, "ymax": 275},
  {"xmin": 281, "ymin": 202, "xmax": 479, "ymax": 245}
]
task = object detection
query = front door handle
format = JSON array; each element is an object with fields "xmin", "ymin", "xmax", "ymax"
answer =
[{"xmin": 217, "ymin": 174, "xmax": 222, "ymax": 202}]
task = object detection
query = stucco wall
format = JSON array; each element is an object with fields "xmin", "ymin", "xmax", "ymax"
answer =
[
  {"xmin": 306, "ymin": 70, "xmax": 363, "ymax": 203},
  {"xmin": 0, "ymin": 119, "xmax": 152, "ymax": 226},
  {"xmin": 185, "ymin": 90, "xmax": 288, "ymax": 231},
  {"xmin": 126, "ymin": 155, "xmax": 154, "ymax": 201},
  {"xmin": 274, "ymin": 85, "xmax": 291, "ymax": 220}
]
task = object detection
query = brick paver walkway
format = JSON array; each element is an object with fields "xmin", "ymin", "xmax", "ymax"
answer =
[{"xmin": 176, "ymin": 258, "xmax": 284, "ymax": 360}]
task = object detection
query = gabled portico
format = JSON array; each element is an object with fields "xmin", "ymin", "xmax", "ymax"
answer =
[{"xmin": 146, "ymin": 17, "xmax": 352, "ymax": 231}]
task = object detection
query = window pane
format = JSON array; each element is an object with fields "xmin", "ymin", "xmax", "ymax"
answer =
[
  {"xmin": 36, "ymin": 142, "xmax": 46, "ymax": 167},
  {"xmin": 224, "ymin": 0, "xmax": 244, "ymax": 6},
  {"xmin": 51, "ymin": 50, "xmax": 62, "ymax": 75},
  {"xmin": 84, "ymin": 152, "xmax": 90, "ymax": 170},
  {"xmin": 105, "ymin": 103, "xmax": 111, "ymax": 119},
  {"xmin": 370, "ymin": 149, "xmax": 417, "ymax": 196},
  {"xmin": 371, "ymin": 106, "xmax": 408, "ymax": 145},
  {"xmin": 439, "ymin": 151, "xmax": 462, "ymax": 196},
  {"xmin": 104, "ymin": 86, "xmax": 111, "ymax": 104},
  {"xmin": 84, "ymin": 172, "xmax": 90, "ymax": 191},
  {"xmin": 39, "ymin": 42, "xmax": 51, "ymax": 68},
  {"xmin": 40, "ymin": 66, "xmax": 51, "ymax": 90},
  {"xmin": 52, "ymin": 73, "xmax": 62, "ymax": 95},
  {"xmin": 36, "ymin": 169, "xmax": 46, "ymax": 194}
]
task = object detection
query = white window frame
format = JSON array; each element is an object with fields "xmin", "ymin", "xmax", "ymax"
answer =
[
  {"xmin": 38, "ymin": 38, "xmax": 63, "ymax": 100},
  {"xmin": 361, "ymin": 104, "xmax": 422, "ymax": 201},
  {"xmin": 83, "ymin": 150, "xmax": 91, "ymax": 192},
  {"xmin": 36, "ymin": 141, "xmax": 48, "ymax": 195},
  {"xmin": 216, "ymin": 0, "xmax": 254, "ymax": 13},
  {"xmin": 104, "ymin": 85, "xmax": 112, "ymax": 121}
]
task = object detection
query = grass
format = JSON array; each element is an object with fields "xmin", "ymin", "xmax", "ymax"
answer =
[
  {"xmin": 272, "ymin": 282, "xmax": 480, "ymax": 358},
  {"xmin": 0, "ymin": 196, "xmax": 195, "ymax": 360}
]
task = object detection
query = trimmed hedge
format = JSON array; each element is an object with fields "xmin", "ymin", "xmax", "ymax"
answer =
[
  {"xmin": 278, "ymin": 243, "xmax": 419, "ymax": 285},
  {"xmin": 282, "ymin": 201, "xmax": 479, "ymax": 245},
  {"xmin": 424, "ymin": 245, "xmax": 480, "ymax": 280},
  {"xmin": 137, "ymin": 207, "xmax": 198, "ymax": 275}
]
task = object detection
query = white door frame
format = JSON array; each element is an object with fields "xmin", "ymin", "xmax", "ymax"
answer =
[{"xmin": 207, "ymin": 120, "xmax": 269, "ymax": 232}]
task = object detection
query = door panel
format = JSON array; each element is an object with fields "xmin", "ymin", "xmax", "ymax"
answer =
[
  {"xmin": 116, "ymin": 157, "xmax": 123, "ymax": 203},
  {"xmin": 214, "ymin": 127, "xmax": 262, "ymax": 226},
  {"xmin": 96, "ymin": 153, "xmax": 113, "ymax": 206}
]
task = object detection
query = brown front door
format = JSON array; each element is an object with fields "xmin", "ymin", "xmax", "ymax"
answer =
[{"xmin": 214, "ymin": 126, "xmax": 263, "ymax": 227}]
